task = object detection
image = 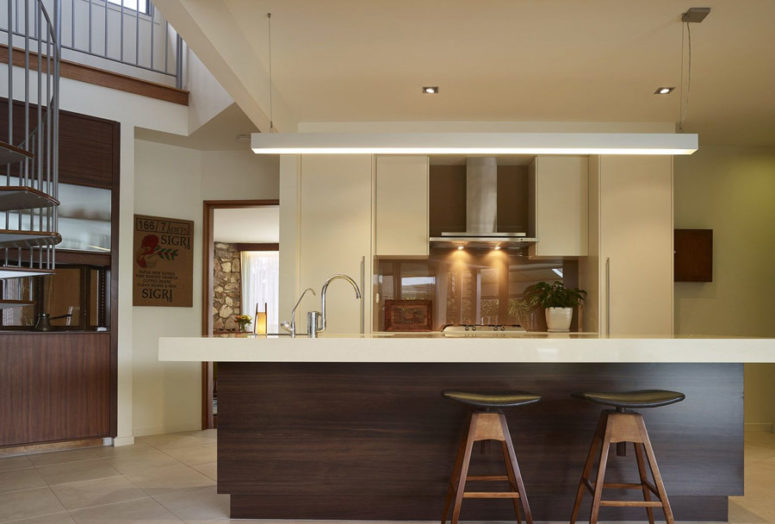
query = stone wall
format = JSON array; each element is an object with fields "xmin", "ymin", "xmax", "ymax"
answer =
[{"xmin": 213, "ymin": 242, "xmax": 241, "ymax": 332}]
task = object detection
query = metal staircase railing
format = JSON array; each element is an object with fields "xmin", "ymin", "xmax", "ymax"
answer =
[{"xmin": 0, "ymin": 0, "xmax": 60, "ymax": 313}]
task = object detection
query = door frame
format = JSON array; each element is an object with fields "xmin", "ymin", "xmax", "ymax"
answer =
[{"xmin": 201, "ymin": 199, "xmax": 279, "ymax": 429}]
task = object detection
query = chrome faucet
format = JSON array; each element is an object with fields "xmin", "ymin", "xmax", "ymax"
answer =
[
  {"xmin": 311, "ymin": 274, "xmax": 361, "ymax": 338},
  {"xmin": 281, "ymin": 287, "xmax": 316, "ymax": 338}
]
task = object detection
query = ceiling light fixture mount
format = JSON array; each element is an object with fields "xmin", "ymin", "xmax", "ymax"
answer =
[
  {"xmin": 681, "ymin": 7, "xmax": 711, "ymax": 23},
  {"xmin": 422, "ymin": 86, "xmax": 439, "ymax": 94},
  {"xmin": 655, "ymin": 87, "xmax": 675, "ymax": 95}
]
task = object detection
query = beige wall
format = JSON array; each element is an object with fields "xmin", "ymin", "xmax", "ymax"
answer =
[
  {"xmin": 133, "ymin": 140, "xmax": 278, "ymax": 436},
  {"xmin": 674, "ymin": 146, "xmax": 775, "ymax": 430}
]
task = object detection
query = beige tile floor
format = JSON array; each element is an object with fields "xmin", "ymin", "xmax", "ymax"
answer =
[{"xmin": 0, "ymin": 429, "xmax": 772, "ymax": 523}]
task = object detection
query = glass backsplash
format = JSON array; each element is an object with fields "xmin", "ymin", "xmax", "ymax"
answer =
[{"xmin": 375, "ymin": 249, "xmax": 576, "ymax": 331}]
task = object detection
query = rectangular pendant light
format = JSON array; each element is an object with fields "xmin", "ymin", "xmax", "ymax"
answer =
[{"xmin": 251, "ymin": 132, "xmax": 698, "ymax": 155}]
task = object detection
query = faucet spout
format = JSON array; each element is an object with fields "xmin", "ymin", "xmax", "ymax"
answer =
[
  {"xmin": 283, "ymin": 287, "xmax": 316, "ymax": 337},
  {"xmin": 319, "ymin": 274, "xmax": 361, "ymax": 334}
]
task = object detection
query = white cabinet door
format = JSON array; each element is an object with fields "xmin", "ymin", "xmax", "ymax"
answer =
[
  {"xmin": 297, "ymin": 155, "xmax": 373, "ymax": 334},
  {"xmin": 375, "ymin": 156, "xmax": 429, "ymax": 258},
  {"xmin": 598, "ymin": 156, "xmax": 674, "ymax": 336},
  {"xmin": 528, "ymin": 156, "xmax": 588, "ymax": 257}
]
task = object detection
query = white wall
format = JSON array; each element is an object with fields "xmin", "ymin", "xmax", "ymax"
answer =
[
  {"xmin": 132, "ymin": 140, "xmax": 278, "ymax": 437},
  {"xmin": 674, "ymin": 145, "xmax": 775, "ymax": 431}
]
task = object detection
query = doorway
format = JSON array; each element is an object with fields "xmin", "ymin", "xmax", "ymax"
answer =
[{"xmin": 201, "ymin": 199, "xmax": 279, "ymax": 429}]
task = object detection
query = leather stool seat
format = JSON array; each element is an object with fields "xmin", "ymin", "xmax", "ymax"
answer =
[
  {"xmin": 442, "ymin": 390, "xmax": 542, "ymax": 409},
  {"xmin": 572, "ymin": 390, "xmax": 685, "ymax": 409}
]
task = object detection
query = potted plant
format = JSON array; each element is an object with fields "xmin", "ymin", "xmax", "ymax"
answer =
[{"xmin": 524, "ymin": 281, "xmax": 586, "ymax": 332}]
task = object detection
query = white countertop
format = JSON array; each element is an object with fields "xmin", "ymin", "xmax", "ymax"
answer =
[{"xmin": 158, "ymin": 334, "xmax": 775, "ymax": 363}]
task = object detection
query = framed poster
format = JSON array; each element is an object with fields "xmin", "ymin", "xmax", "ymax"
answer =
[{"xmin": 133, "ymin": 214, "xmax": 194, "ymax": 307}]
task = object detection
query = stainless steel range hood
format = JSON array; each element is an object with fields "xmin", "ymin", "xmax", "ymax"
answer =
[{"xmin": 430, "ymin": 157, "xmax": 536, "ymax": 249}]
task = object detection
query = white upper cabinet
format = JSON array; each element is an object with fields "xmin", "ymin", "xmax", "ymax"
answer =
[
  {"xmin": 375, "ymin": 156, "xmax": 429, "ymax": 258},
  {"xmin": 297, "ymin": 155, "xmax": 373, "ymax": 334},
  {"xmin": 528, "ymin": 156, "xmax": 589, "ymax": 257},
  {"xmin": 598, "ymin": 155, "xmax": 673, "ymax": 336}
]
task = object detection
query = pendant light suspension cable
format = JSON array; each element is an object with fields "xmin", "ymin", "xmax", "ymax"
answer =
[
  {"xmin": 267, "ymin": 12, "xmax": 274, "ymax": 132},
  {"xmin": 679, "ymin": 20, "xmax": 694, "ymax": 132}
]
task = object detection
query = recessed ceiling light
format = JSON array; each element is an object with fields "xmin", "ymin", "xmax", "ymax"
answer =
[
  {"xmin": 655, "ymin": 87, "xmax": 675, "ymax": 95},
  {"xmin": 422, "ymin": 86, "xmax": 439, "ymax": 94}
]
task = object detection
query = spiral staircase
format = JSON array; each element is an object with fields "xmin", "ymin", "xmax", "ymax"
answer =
[{"xmin": 0, "ymin": 0, "xmax": 61, "ymax": 314}]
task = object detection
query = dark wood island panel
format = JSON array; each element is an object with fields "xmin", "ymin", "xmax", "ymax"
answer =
[{"xmin": 218, "ymin": 362, "xmax": 742, "ymax": 522}]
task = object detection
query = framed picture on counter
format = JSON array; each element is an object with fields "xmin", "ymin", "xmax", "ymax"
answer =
[{"xmin": 384, "ymin": 299, "xmax": 433, "ymax": 331}]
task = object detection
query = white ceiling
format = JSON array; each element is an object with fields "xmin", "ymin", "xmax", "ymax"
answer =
[
  {"xmin": 160, "ymin": 0, "xmax": 775, "ymax": 146},
  {"xmin": 213, "ymin": 206, "xmax": 279, "ymax": 244}
]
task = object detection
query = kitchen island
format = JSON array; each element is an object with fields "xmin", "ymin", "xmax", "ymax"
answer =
[{"xmin": 159, "ymin": 335, "xmax": 774, "ymax": 521}]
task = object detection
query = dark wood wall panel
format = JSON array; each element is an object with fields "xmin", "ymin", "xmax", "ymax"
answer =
[
  {"xmin": 675, "ymin": 228, "xmax": 713, "ymax": 282},
  {"xmin": 1, "ymin": 333, "xmax": 112, "ymax": 446},
  {"xmin": 0, "ymin": 98, "xmax": 118, "ymax": 188},
  {"xmin": 218, "ymin": 362, "xmax": 742, "ymax": 522}
]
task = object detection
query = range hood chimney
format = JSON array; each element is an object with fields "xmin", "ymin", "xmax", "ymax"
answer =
[
  {"xmin": 430, "ymin": 157, "xmax": 536, "ymax": 249},
  {"xmin": 466, "ymin": 157, "xmax": 498, "ymax": 234}
]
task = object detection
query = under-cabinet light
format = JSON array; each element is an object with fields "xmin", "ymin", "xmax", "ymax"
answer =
[{"xmin": 251, "ymin": 132, "xmax": 698, "ymax": 155}]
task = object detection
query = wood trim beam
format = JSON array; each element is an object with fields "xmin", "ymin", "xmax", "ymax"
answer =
[
  {"xmin": 233, "ymin": 243, "xmax": 279, "ymax": 252},
  {"xmin": 0, "ymin": 44, "xmax": 189, "ymax": 106}
]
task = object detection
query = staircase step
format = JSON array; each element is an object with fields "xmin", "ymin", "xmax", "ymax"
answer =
[
  {"xmin": 0, "ymin": 186, "xmax": 59, "ymax": 211},
  {"xmin": 0, "ymin": 230, "xmax": 61, "ymax": 249},
  {"xmin": 0, "ymin": 140, "xmax": 33, "ymax": 164},
  {"xmin": 0, "ymin": 267, "xmax": 53, "ymax": 279}
]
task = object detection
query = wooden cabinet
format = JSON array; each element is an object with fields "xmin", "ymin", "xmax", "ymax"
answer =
[
  {"xmin": 295, "ymin": 155, "xmax": 373, "ymax": 334},
  {"xmin": 0, "ymin": 333, "xmax": 112, "ymax": 446},
  {"xmin": 580, "ymin": 156, "xmax": 674, "ymax": 336},
  {"xmin": 375, "ymin": 156, "xmax": 429, "ymax": 258},
  {"xmin": 528, "ymin": 156, "xmax": 588, "ymax": 257}
]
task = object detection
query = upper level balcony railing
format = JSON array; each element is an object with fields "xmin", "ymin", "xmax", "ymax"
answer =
[{"xmin": 1, "ymin": 0, "xmax": 184, "ymax": 88}]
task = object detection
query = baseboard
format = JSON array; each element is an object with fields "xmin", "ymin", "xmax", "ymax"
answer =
[
  {"xmin": 745, "ymin": 422, "xmax": 774, "ymax": 432},
  {"xmin": 112, "ymin": 435, "xmax": 136, "ymax": 447},
  {"xmin": 0, "ymin": 438, "xmax": 105, "ymax": 457},
  {"xmin": 133, "ymin": 422, "xmax": 201, "ymax": 438}
]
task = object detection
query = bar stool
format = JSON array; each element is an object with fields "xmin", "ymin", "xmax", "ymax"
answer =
[
  {"xmin": 569, "ymin": 390, "xmax": 686, "ymax": 524},
  {"xmin": 441, "ymin": 390, "xmax": 541, "ymax": 524}
]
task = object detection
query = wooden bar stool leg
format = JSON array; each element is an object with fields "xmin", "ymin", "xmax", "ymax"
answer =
[
  {"xmin": 633, "ymin": 442, "xmax": 656, "ymax": 524},
  {"xmin": 441, "ymin": 426, "xmax": 469, "ymax": 524},
  {"xmin": 589, "ymin": 420, "xmax": 613, "ymax": 524},
  {"xmin": 450, "ymin": 417, "xmax": 477, "ymax": 524},
  {"xmin": 500, "ymin": 441, "xmax": 522, "ymax": 524},
  {"xmin": 570, "ymin": 412, "xmax": 607, "ymax": 524},
  {"xmin": 638, "ymin": 420, "xmax": 676, "ymax": 524},
  {"xmin": 498, "ymin": 414, "xmax": 533, "ymax": 524}
]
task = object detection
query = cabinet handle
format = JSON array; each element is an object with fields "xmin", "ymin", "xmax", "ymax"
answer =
[
  {"xmin": 605, "ymin": 257, "xmax": 611, "ymax": 337},
  {"xmin": 360, "ymin": 256, "xmax": 365, "ymax": 334}
]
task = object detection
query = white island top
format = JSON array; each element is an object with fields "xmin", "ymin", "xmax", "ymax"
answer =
[{"xmin": 158, "ymin": 333, "xmax": 775, "ymax": 363}]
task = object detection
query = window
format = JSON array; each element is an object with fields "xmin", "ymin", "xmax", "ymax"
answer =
[
  {"xmin": 240, "ymin": 251, "xmax": 279, "ymax": 333},
  {"xmin": 107, "ymin": 0, "xmax": 150, "ymax": 15}
]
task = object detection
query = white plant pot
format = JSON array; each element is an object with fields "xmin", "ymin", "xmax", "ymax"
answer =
[{"xmin": 545, "ymin": 307, "xmax": 573, "ymax": 332}]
